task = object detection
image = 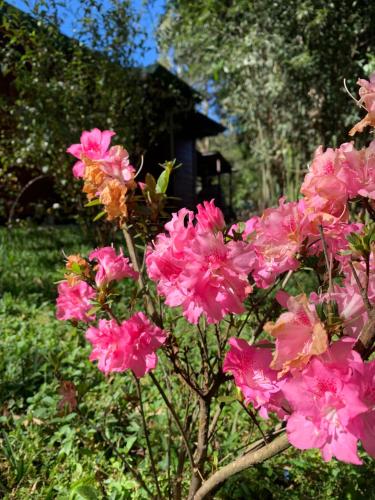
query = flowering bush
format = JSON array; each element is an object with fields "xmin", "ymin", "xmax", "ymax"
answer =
[{"xmin": 57, "ymin": 73, "xmax": 375, "ymax": 498}]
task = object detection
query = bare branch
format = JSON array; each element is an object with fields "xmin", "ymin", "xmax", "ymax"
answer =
[
  {"xmin": 354, "ymin": 309, "xmax": 375, "ymax": 358},
  {"xmin": 133, "ymin": 374, "xmax": 162, "ymax": 499},
  {"xmin": 193, "ymin": 433, "xmax": 290, "ymax": 499},
  {"xmin": 349, "ymin": 260, "xmax": 373, "ymax": 314}
]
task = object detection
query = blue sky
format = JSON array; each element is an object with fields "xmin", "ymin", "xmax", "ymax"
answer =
[{"xmin": 6, "ymin": 0, "xmax": 164, "ymax": 65}]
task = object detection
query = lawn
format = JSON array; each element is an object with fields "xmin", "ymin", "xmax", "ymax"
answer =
[{"xmin": 1, "ymin": 225, "xmax": 374, "ymax": 499}]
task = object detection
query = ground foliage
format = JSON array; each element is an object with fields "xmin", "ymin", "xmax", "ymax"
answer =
[{"xmin": 1, "ymin": 225, "xmax": 375, "ymax": 498}]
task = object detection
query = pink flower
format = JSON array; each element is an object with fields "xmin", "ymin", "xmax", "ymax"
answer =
[
  {"xmin": 357, "ymin": 140, "xmax": 375, "ymax": 200},
  {"xmin": 100, "ymin": 145, "xmax": 136, "ymax": 183},
  {"xmin": 56, "ymin": 281, "xmax": 96, "ymax": 322},
  {"xmin": 89, "ymin": 246, "xmax": 138, "ymax": 287},
  {"xmin": 350, "ymin": 360, "xmax": 375, "ymax": 459},
  {"xmin": 223, "ymin": 337, "xmax": 287, "ymax": 419},
  {"xmin": 303, "ymin": 216, "xmax": 363, "ymax": 264},
  {"xmin": 264, "ymin": 294, "xmax": 328, "ymax": 377},
  {"xmin": 147, "ymin": 203, "xmax": 256, "ymax": 323},
  {"xmin": 196, "ymin": 199, "xmax": 225, "ymax": 232},
  {"xmin": 85, "ymin": 313, "xmax": 167, "ymax": 377},
  {"xmin": 67, "ymin": 128, "xmax": 115, "ymax": 178},
  {"xmin": 183, "ymin": 234, "xmax": 255, "ymax": 323},
  {"xmin": 146, "ymin": 208, "xmax": 195, "ymax": 289},
  {"xmin": 282, "ymin": 341, "xmax": 367, "ymax": 464},
  {"xmin": 249, "ymin": 199, "xmax": 306, "ymax": 288},
  {"xmin": 301, "ymin": 143, "xmax": 362, "ymax": 219}
]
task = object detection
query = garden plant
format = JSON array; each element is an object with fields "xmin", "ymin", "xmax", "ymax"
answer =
[{"xmin": 55, "ymin": 73, "xmax": 375, "ymax": 499}]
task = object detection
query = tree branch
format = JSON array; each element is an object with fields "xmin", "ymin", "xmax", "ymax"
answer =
[
  {"xmin": 188, "ymin": 397, "xmax": 211, "ymax": 499},
  {"xmin": 354, "ymin": 309, "xmax": 375, "ymax": 358},
  {"xmin": 349, "ymin": 260, "xmax": 373, "ymax": 314},
  {"xmin": 122, "ymin": 226, "xmax": 160, "ymax": 324},
  {"xmin": 193, "ymin": 433, "xmax": 290, "ymax": 499},
  {"xmin": 133, "ymin": 374, "xmax": 162, "ymax": 499},
  {"xmin": 149, "ymin": 371, "xmax": 196, "ymax": 471}
]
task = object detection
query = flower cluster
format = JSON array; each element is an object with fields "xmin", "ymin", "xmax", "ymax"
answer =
[
  {"xmin": 59, "ymin": 72, "xmax": 375, "ymax": 468},
  {"xmin": 56, "ymin": 246, "xmax": 137, "ymax": 322},
  {"xmin": 222, "ymin": 75, "xmax": 375, "ymax": 465},
  {"xmin": 67, "ymin": 129, "xmax": 137, "ymax": 221},
  {"xmin": 224, "ymin": 298, "xmax": 375, "ymax": 464},
  {"xmin": 146, "ymin": 200, "xmax": 256, "ymax": 323},
  {"xmin": 56, "ymin": 247, "xmax": 164, "ymax": 377},
  {"xmin": 89, "ymin": 246, "xmax": 138, "ymax": 287},
  {"xmin": 236, "ymin": 138, "xmax": 375, "ymax": 288},
  {"xmin": 85, "ymin": 313, "xmax": 167, "ymax": 377}
]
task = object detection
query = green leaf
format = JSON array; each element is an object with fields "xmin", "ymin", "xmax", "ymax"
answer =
[
  {"xmin": 71, "ymin": 484, "xmax": 98, "ymax": 500},
  {"xmin": 145, "ymin": 173, "xmax": 156, "ymax": 191},
  {"xmin": 124, "ymin": 435, "xmax": 137, "ymax": 453},
  {"xmin": 155, "ymin": 169, "xmax": 170, "ymax": 194},
  {"xmin": 84, "ymin": 199, "xmax": 101, "ymax": 207},
  {"xmin": 93, "ymin": 211, "xmax": 106, "ymax": 222},
  {"xmin": 70, "ymin": 262, "xmax": 81, "ymax": 274}
]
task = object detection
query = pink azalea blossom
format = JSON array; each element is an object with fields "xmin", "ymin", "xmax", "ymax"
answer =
[
  {"xmin": 177, "ymin": 233, "xmax": 255, "ymax": 323},
  {"xmin": 146, "ymin": 203, "xmax": 256, "ymax": 323},
  {"xmin": 85, "ymin": 313, "xmax": 167, "ymax": 377},
  {"xmin": 223, "ymin": 337, "xmax": 287, "ymax": 419},
  {"xmin": 264, "ymin": 294, "xmax": 328, "ymax": 377},
  {"xmin": 282, "ymin": 342, "xmax": 367, "ymax": 464},
  {"xmin": 301, "ymin": 143, "xmax": 362, "ymax": 219},
  {"xmin": 350, "ymin": 360, "xmax": 375, "ymax": 458},
  {"xmin": 56, "ymin": 281, "xmax": 96, "ymax": 322},
  {"xmin": 196, "ymin": 199, "xmax": 225, "ymax": 233},
  {"xmin": 146, "ymin": 208, "xmax": 195, "ymax": 290},
  {"xmin": 89, "ymin": 246, "xmax": 138, "ymax": 287},
  {"xmin": 67, "ymin": 128, "xmax": 115, "ymax": 178},
  {"xmin": 357, "ymin": 140, "xmax": 375, "ymax": 200},
  {"xmin": 249, "ymin": 199, "xmax": 307, "ymax": 288},
  {"xmin": 357, "ymin": 72, "xmax": 375, "ymax": 113},
  {"xmin": 100, "ymin": 145, "xmax": 136, "ymax": 184},
  {"xmin": 303, "ymin": 215, "xmax": 363, "ymax": 264}
]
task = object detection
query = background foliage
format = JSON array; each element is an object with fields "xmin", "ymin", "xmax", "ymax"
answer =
[
  {"xmin": 159, "ymin": 0, "xmax": 375, "ymax": 211},
  {"xmin": 0, "ymin": 0, "xmax": 193, "ymax": 223}
]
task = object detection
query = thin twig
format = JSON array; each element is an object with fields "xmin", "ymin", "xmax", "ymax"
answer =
[
  {"xmin": 149, "ymin": 371, "xmax": 196, "ymax": 471},
  {"xmin": 133, "ymin": 374, "xmax": 162, "ymax": 499},
  {"xmin": 238, "ymin": 401, "xmax": 268, "ymax": 446},
  {"xmin": 122, "ymin": 226, "xmax": 160, "ymax": 323},
  {"xmin": 343, "ymin": 78, "xmax": 365, "ymax": 109},
  {"xmin": 318, "ymin": 224, "xmax": 333, "ymax": 293},
  {"xmin": 208, "ymin": 403, "xmax": 224, "ymax": 442},
  {"xmin": 349, "ymin": 260, "xmax": 373, "ymax": 314},
  {"xmin": 214, "ymin": 324, "xmax": 223, "ymax": 361},
  {"xmin": 197, "ymin": 322, "xmax": 214, "ymax": 379}
]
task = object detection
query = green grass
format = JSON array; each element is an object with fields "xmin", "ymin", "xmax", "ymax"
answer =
[
  {"xmin": 1, "ymin": 225, "xmax": 375, "ymax": 499},
  {"xmin": 0, "ymin": 225, "xmax": 156, "ymax": 499}
]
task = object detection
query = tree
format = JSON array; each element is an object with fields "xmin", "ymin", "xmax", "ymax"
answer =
[
  {"xmin": 0, "ymin": 0, "xmax": 193, "ymax": 222},
  {"xmin": 159, "ymin": 0, "xmax": 375, "ymax": 211}
]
